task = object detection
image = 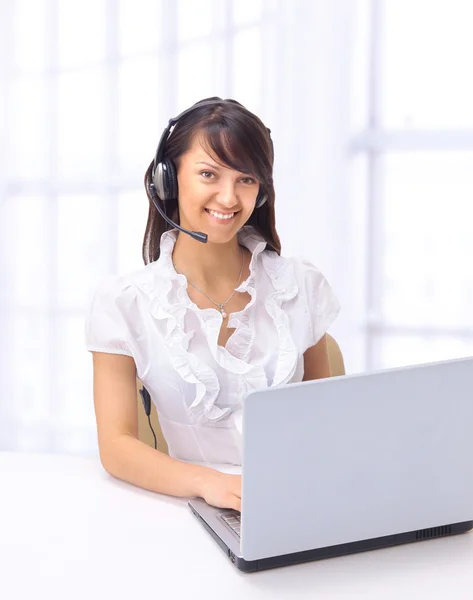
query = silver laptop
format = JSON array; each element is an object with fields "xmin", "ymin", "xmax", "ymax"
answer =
[{"xmin": 189, "ymin": 356, "xmax": 473, "ymax": 572}]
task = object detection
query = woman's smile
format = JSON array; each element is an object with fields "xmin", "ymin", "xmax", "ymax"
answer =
[{"xmin": 204, "ymin": 208, "xmax": 240, "ymax": 223}]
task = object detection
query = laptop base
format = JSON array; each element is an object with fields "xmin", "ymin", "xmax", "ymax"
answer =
[{"xmin": 189, "ymin": 505, "xmax": 472, "ymax": 573}]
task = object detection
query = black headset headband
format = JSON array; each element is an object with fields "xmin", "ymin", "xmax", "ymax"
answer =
[
  {"xmin": 153, "ymin": 100, "xmax": 222, "ymax": 171},
  {"xmin": 152, "ymin": 100, "xmax": 272, "ymax": 175}
]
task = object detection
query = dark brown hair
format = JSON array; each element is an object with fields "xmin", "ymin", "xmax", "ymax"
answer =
[{"xmin": 142, "ymin": 97, "xmax": 281, "ymax": 264}]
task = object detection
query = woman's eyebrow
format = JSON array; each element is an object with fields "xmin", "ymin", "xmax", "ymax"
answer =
[{"xmin": 195, "ymin": 161, "xmax": 221, "ymax": 169}]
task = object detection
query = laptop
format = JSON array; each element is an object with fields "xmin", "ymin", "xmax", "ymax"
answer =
[{"xmin": 188, "ymin": 356, "xmax": 473, "ymax": 572}]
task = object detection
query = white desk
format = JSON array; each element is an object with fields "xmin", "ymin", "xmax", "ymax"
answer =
[{"xmin": 1, "ymin": 452, "xmax": 473, "ymax": 600}]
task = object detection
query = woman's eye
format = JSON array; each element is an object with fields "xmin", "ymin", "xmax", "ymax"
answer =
[
  {"xmin": 200, "ymin": 170, "xmax": 215, "ymax": 179},
  {"xmin": 240, "ymin": 177, "xmax": 257, "ymax": 185}
]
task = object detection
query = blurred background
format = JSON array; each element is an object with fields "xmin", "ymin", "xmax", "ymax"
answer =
[{"xmin": 1, "ymin": 0, "xmax": 472, "ymax": 456}]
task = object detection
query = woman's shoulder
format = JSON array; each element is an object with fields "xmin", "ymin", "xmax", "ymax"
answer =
[
  {"xmin": 288, "ymin": 255, "xmax": 327, "ymax": 282},
  {"xmin": 260, "ymin": 249, "xmax": 326, "ymax": 287},
  {"xmin": 90, "ymin": 261, "xmax": 164, "ymax": 305},
  {"xmin": 261, "ymin": 249, "xmax": 339, "ymax": 310}
]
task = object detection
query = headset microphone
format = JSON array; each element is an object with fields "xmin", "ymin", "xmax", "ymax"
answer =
[{"xmin": 148, "ymin": 182, "xmax": 208, "ymax": 243}]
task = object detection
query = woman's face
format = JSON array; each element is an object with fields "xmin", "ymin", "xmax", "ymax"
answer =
[{"xmin": 176, "ymin": 132, "xmax": 260, "ymax": 243}]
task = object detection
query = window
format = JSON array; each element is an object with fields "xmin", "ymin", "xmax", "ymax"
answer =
[
  {"xmin": 0, "ymin": 0, "xmax": 279, "ymax": 454},
  {"xmin": 352, "ymin": 0, "xmax": 473, "ymax": 370}
]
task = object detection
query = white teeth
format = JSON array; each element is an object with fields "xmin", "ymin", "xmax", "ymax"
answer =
[{"xmin": 208, "ymin": 210, "xmax": 235, "ymax": 220}]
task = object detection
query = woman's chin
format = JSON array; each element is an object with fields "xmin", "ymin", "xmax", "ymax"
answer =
[
  {"xmin": 202, "ymin": 229, "xmax": 239, "ymax": 245},
  {"xmin": 179, "ymin": 210, "xmax": 249, "ymax": 244},
  {"xmin": 185, "ymin": 217, "xmax": 241, "ymax": 242}
]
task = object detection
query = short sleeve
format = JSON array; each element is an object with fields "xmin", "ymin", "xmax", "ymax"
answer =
[
  {"xmin": 84, "ymin": 275, "xmax": 135, "ymax": 357},
  {"xmin": 298, "ymin": 259, "xmax": 341, "ymax": 346}
]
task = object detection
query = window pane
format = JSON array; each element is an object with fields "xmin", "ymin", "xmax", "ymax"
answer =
[
  {"xmin": 118, "ymin": 57, "xmax": 163, "ymax": 180},
  {"xmin": 348, "ymin": 154, "xmax": 369, "ymax": 312},
  {"xmin": 381, "ymin": 152, "xmax": 473, "ymax": 329},
  {"xmin": 177, "ymin": 39, "xmax": 226, "ymax": 108},
  {"xmin": 377, "ymin": 334, "xmax": 473, "ymax": 370},
  {"xmin": 117, "ymin": 191, "xmax": 149, "ymax": 273},
  {"xmin": 6, "ymin": 76, "xmax": 49, "ymax": 180},
  {"xmin": 0, "ymin": 196, "xmax": 50, "ymax": 309},
  {"xmin": 351, "ymin": 0, "xmax": 371, "ymax": 132},
  {"xmin": 118, "ymin": 0, "xmax": 164, "ymax": 57},
  {"xmin": 232, "ymin": 0, "xmax": 264, "ymax": 26},
  {"xmin": 56, "ymin": 195, "xmax": 113, "ymax": 310},
  {"xmin": 55, "ymin": 316, "xmax": 96, "ymax": 430},
  {"xmin": 232, "ymin": 27, "xmax": 262, "ymax": 113},
  {"xmin": 381, "ymin": 0, "xmax": 473, "ymax": 127},
  {"xmin": 9, "ymin": 313, "xmax": 50, "ymax": 421},
  {"xmin": 57, "ymin": 0, "xmax": 107, "ymax": 68},
  {"xmin": 56, "ymin": 69, "xmax": 107, "ymax": 181},
  {"xmin": 11, "ymin": 0, "xmax": 49, "ymax": 73},
  {"xmin": 177, "ymin": 0, "xmax": 222, "ymax": 43},
  {"xmin": 259, "ymin": 22, "xmax": 279, "ymax": 125}
]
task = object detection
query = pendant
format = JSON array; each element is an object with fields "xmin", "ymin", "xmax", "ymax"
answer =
[{"xmin": 219, "ymin": 305, "xmax": 227, "ymax": 319}]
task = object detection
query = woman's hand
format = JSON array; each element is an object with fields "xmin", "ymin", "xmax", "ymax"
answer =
[{"xmin": 197, "ymin": 469, "xmax": 241, "ymax": 512}]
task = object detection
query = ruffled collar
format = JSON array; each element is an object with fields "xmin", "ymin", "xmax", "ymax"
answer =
[
  {"xmin": 157, "ymin": 225, "xmax": 267, "ymax": 275},
  {"xmin": 155, "ymin": 226, "xmax": 268, "ymax": 325},
  {"xmin": 136, "ymin": 226, "xmax": 299, "ymax": 425}
]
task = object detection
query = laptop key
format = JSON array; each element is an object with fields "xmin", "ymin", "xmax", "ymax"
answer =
[
  {"xmin": 222, "ymin": 516, "xmax": 239, "ymax": 524},
  {"xmin": 220, "ymin": 514, "xmax": 242, "ymax": 537}
]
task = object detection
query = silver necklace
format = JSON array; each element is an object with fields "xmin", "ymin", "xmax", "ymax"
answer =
[{"xmin": 173, "ymin": 246, "xmax": 245, "ymax": 319}]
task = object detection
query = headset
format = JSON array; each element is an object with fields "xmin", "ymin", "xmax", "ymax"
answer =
[
  {"xmin": 141, "ymin": 100, "xmax": 273, "ymax": 448},
  {"xmin": 148, "ymin": 99, "xmax": 273, "ymax": 244},
  {"xmin": 139, "ymin": 387, "xmax": 157, "ymax": 449}
]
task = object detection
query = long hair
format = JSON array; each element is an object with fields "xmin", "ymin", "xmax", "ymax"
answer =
[{"xmin": 142, "ymin": 97, "xmax": 281, "ymax": 264}]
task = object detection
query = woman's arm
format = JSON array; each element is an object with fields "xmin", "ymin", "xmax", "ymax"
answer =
[
  {"xmin": 92, "ymin": 352, "xmax": 241, "ymax": 510},
  {"xmin": 302, "ymin": 333, "xmax": 332, "ymax": 381}
]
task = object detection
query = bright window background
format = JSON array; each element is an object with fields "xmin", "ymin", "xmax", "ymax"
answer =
[
  {"xmin": 354, "ymin": 0, "xmax": 473, "ymax": 370},
  {"xmin": 1, "ymin": 0, "xmax": 472, "ymax": 456}
]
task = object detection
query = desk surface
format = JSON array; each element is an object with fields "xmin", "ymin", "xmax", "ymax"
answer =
[{"xmin": 1, "ymin": 452, "xmax": 473, "ymax": 600}]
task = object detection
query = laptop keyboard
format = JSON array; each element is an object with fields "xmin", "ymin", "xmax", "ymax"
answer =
[{"xmin": 220, "ymin": 511, "xmax": 241, "ymax": 538}]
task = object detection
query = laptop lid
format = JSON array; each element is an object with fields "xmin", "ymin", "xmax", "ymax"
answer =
[{"xmin": 240, "ymin": 356, "xmax": 473, "ymax": 561}]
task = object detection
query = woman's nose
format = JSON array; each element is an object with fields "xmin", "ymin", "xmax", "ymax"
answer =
[{"xmin": 217, "ymin": 182, "xmax": 238, "ymax": 208}]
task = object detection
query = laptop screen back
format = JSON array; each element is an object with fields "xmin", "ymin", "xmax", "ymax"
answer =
[{"xmin": 240, "ymin": 357, "xmax": 473, "ymax": 561}]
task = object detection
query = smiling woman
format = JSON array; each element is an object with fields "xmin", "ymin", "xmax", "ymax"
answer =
[
  {"xmin": 85, "ymin": 97, "xmax": 340, "ymax": 512},
  {"xmin": 143, "ymin": 96, "xmax": 277, "ymax": 260}
]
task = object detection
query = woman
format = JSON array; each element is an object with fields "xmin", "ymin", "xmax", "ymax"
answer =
[{"xmin": 85, "ymin": 97, "xmax": 340, "ymax": 512}]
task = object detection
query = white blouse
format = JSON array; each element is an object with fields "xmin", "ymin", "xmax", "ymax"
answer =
[{"xmin": 85, "ymin": 226, "xmax": 340, "ymax": 465}]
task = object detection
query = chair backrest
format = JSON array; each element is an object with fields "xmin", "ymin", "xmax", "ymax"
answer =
[
  {"xmin": 137, "ymin": 333, "xmax": 345, "ymax": 451},
  {"xmin": 326, "ymin": 333, "xmax": 346, "ymax": 377}
]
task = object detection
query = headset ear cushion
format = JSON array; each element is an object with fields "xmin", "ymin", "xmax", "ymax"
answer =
[
  {"xmin": 153, "ymin": 162, "xmax": 165, "ymax": 200},
  {"xmin": 255, "ymin": 190, "xmax": 267, "ymax": 209},
  {"xmin": 162, "ymin": 159, "xmax": 178, "ymax": 201}
]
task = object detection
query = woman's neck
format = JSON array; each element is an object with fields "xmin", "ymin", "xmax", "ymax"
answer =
[{"xmin": 171, "ymin": 231, "xmax": 246, "ymax": 289}]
